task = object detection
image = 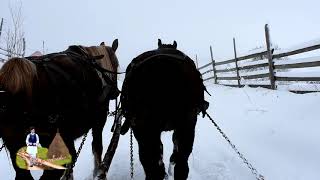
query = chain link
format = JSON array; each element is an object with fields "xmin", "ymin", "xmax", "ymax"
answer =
[
  {"xmin": 64, "ymin": 132, "xmax": 88, "ymax": 179},
  {"xmin": 205, "ymin": 112, "xmax": 265, "ymax": 180},
  {"xmin": 65, "ymin": 101, "xmax": 120, "ymax": 179},
  {"xmin": 108, "ymin": 110, "xmax": 117, "ymax": 117},
  {"xmin": 130, "ymin": 129, "xmax": 134, "ymax": 180}
]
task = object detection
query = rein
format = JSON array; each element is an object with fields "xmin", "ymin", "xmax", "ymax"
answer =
[
  {"xmin": 0, "ymin": 87, "xmax": 9, "ymax": 114},
  {"xmin": 68, "ymin": 50, "xmax": 120, "ymax": 79},
  {"xmin": 89, "ymin": 55, "xmax": 125, "ymax": 75},
  {"xmin": 133, "ymin": 53, "xmax": 189, "ymax": 68},
  {"xmin": 64, "ymin": 51, "xmax": 120, "ymax": 92}
]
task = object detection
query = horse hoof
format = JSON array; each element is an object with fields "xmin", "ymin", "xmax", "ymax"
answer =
[
  {"xmin": 60, "ymin": 173, "xmax": 74, "ymax": 180},
  {"xmin": 164, "ymin": 173, "xmax": 169, "ymax": 180},
  {"xmin": 93, "ymin": 174, "xmax": 106, "ymax": 180},
  {"xmin": 93, "ymin": 169, "xmax": 106, "ymax": 180}
]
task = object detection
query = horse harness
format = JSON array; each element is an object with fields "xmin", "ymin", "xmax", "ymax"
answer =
[{"xmin": 30, "ymin": 49, "xmax": 120, "ymax": 94}]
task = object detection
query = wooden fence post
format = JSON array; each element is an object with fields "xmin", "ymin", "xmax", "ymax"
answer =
[
  {"xmin": 265, "ymin": 24, "xmax": 276, "ymax": 89},
  {"xmin": 233, "ymin": 38, "xmax": 241, "ymax": 87},
  {"xmin": 210, "ymin": 46, "xmax": 217, "ymax": 84}
]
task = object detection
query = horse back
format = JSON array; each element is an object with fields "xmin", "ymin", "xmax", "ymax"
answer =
[
  {"xmin": 121, "ymin": 49, "xmax": 204, "ymax": 131},
  {"xmin": 26, "ymin": 53, "xmax": 104, "ymax": 128}
]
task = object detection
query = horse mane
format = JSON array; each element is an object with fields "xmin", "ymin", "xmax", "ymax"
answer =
[{"xmin": 0, "ymin": 57, "xmax": 37, "ymax": 96}]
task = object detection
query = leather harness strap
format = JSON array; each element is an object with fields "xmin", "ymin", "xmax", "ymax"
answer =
[
  {"xmin": 65, "ymin": 49, "xmax": 120, "ymax": 101},
  {"xmin": 24, "ymin": 50, "xmax": 117, "ymax": 125}
]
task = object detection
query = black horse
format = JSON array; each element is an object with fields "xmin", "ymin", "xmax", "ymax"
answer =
[
  {"xmin": 0, "ymin": 40, "xmax": 119, "ymax": 180},
  {"xmin": 121, "ymin": 39, "xmax": 208, "ymax": 180}
]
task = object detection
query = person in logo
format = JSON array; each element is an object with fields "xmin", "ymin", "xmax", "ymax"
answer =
[{"xmin": 25, "ymin": 127, "xmax": 40, "ymax": 167}]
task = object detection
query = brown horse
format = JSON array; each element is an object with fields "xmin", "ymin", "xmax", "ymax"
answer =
[
  {"xmin": 0, "ymin": 39, "xmax": 119, "ymax": 180},
  {"xmin": 121, "ymin": 39, "xmax": 208, "ymax": 180}
]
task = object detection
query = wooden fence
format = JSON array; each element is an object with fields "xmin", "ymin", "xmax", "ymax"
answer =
[{"xmin": 198, "ymin": 24, "xmax": 320, "ymax": 93}]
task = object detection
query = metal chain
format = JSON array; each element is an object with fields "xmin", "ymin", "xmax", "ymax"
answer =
[
  {"xmin": 64, "ymin": 132, "xmax": 88, "ymax": 179},
  {"xmin": 108, "ymin": 110, "xmax": 117, "ymax": 117},
  {"xmin": 72, "ymin": 132, "xmax": 88, "ymax": 168},
  {"xmin": 130, "ymin": 129, "xmax": 134, "ymax": 180},
  {"xmin": 0, "ymin": 143, "xmax": 5, "ymax": 152},
  {"xmin": 205, "ymin": 112, "xmax": 265, "ymax": 180}
]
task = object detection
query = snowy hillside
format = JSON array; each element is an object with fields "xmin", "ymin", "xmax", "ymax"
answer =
[{"xmin": 1, "ymin": 84, "xmax": 320, "ymax": 180}]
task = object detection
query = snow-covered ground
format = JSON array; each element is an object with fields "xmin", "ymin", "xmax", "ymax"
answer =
[{"xmin": 1, "ymin": 83, "xmax": 320, "ymax": 180}]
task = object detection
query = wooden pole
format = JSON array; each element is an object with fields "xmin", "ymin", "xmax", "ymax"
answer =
[
  {"xmin": 265, "ymin": 24, "xmax": 276, "ymax": 89},
  {"xmin": 99, "ymin": 97, "xmax": 122, "ymax": 174},
  {"xmin": 233, "ymin": 38, "xmax": 241, "ymax": 87},
  {"xmin": 210, "ymin": 46, "xmax": 217, "ymax": 84}
]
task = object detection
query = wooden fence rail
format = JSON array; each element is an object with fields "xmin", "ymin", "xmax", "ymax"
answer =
[{"xmin": 198, "ymin": 24, "xmax": 320, "ymax": 93}]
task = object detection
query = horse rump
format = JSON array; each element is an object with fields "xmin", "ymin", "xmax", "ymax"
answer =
[{"xmin": 121, "ymin": 48, "xmax": 207, "ymax": 132}]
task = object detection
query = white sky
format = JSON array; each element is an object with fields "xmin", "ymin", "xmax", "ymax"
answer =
[{"xmin": 0, "ymin": 0, "xmax": 319, "ymax": 70}]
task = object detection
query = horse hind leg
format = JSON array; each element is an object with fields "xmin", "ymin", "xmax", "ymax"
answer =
[
  {"xmin": 92, "ymin": 118, "xmax": 107, "ymax": 178},
  {"xmin": 174, "ymin": 114, "xmax": 197, "ymax": 180},
  {"xmin": 168, "ymin": 131, "xmax": 178, "ymax": 176},
  {"xmin": 40, "ymin": 170, "xmax": 65, "ymax": 180},
  {"xmin": 134, "ymin": 129, "xmax": 166, "ymax": 180}
]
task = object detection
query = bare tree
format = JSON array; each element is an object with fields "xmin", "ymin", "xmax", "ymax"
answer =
[{"xmin": 4, "ymin": 1, "xmax": 25, "ymax": 58}]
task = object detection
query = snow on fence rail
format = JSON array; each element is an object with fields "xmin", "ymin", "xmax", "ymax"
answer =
[{"xmin": 199, "ymin": 24, "xmax": 320, "ymax": 93}]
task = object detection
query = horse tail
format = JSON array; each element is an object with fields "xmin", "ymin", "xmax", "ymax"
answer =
[{"xmin": 0, "ymin": 57, "xmax": 37, "ymax": 97}]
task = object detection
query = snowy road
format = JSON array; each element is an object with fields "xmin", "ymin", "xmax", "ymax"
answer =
[{"xmin": 1, "ymin": 84, "xmax": 320, "ymax": 180}]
